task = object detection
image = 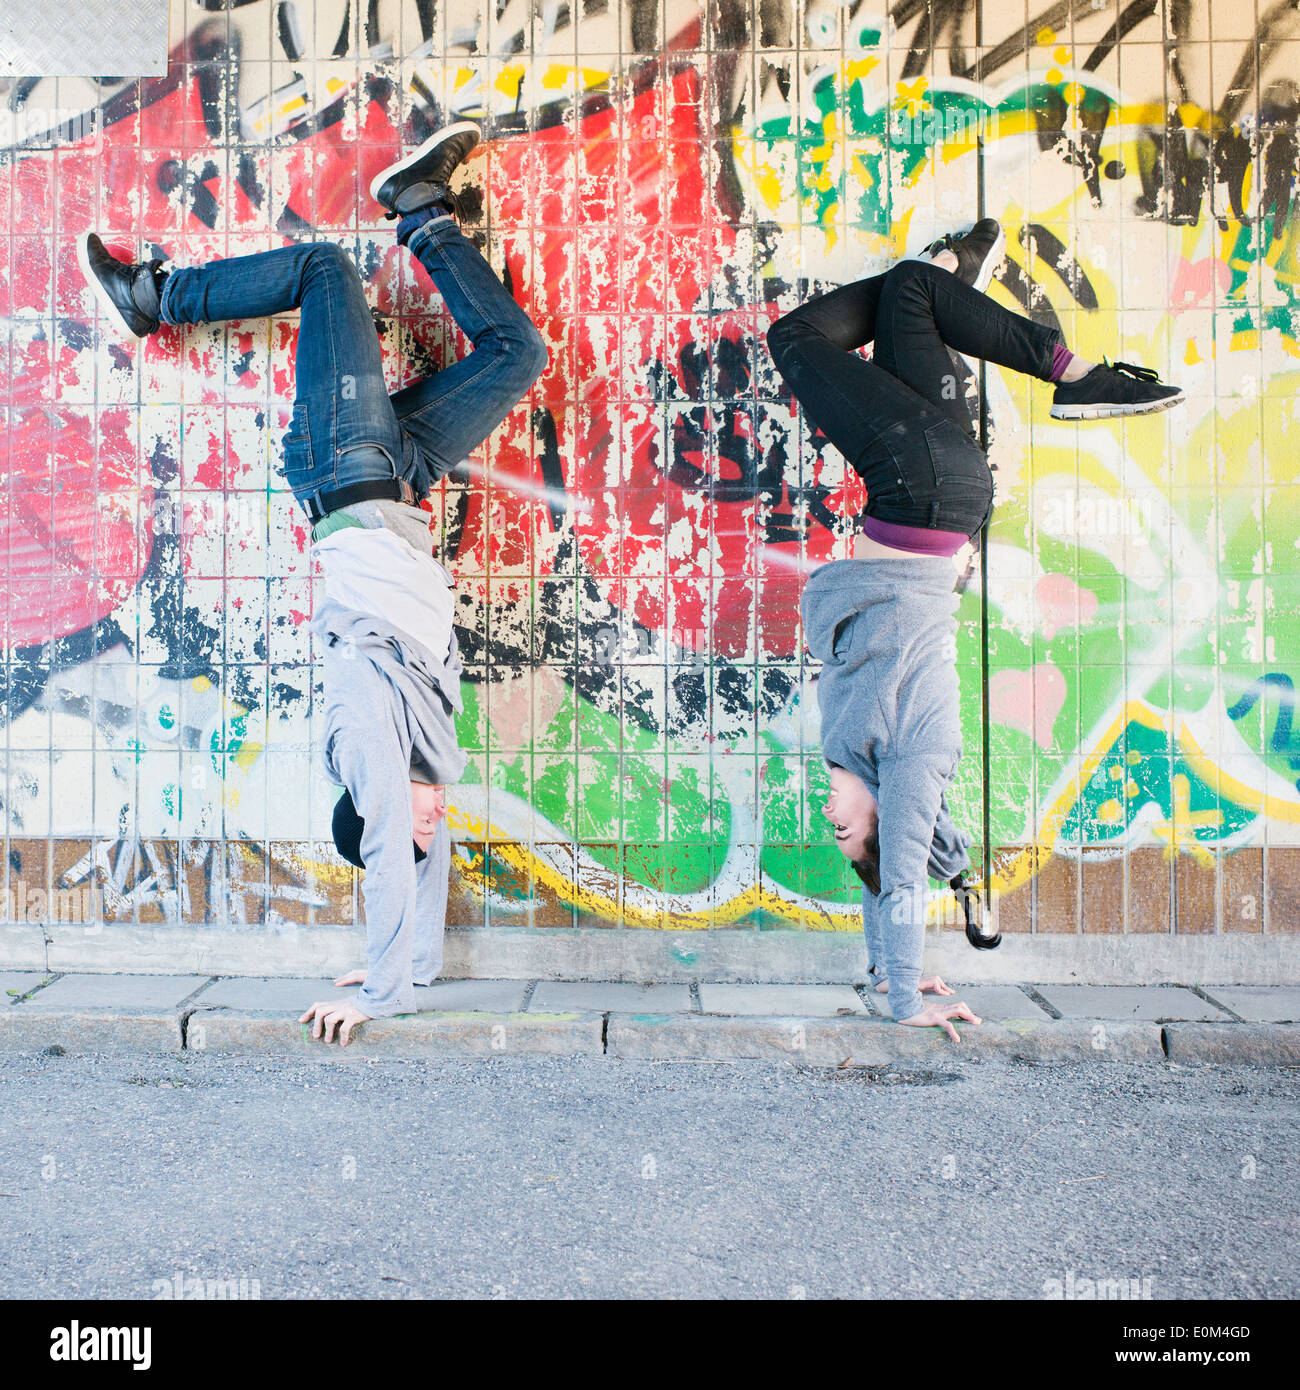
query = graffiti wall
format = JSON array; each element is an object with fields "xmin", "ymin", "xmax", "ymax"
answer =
[{"xmin": 2, "ymin": 0, "xmax": 1298, "ymax": 950}]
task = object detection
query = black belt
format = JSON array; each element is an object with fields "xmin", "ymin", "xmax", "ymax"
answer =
[{"xmin": 305, "ymin": 477, "xmax": 422, "ymax": 524}]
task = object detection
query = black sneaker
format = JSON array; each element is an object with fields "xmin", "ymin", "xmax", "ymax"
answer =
[
  {"xmin": 1050, "ymin": 359, "xmax": 1184, "ymax": 420},
  {"xmin": 950, "ymin": 874, "xmax": 1001, "ymax": 951},
  {"xmin": 924, "ymin": 218, "xmax": 1006, "ymax": 292},
  {"xmin": 369, "ymin": 120, "xmax": 481, "ymax": 218},
  {"xmin": 76, "ymin": 232, "xmax": 165, "ymax": 338}
]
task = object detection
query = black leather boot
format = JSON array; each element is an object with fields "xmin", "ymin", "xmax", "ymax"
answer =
[
  {"xmin": 370, "ymin": 120, "xmax": 481, "ymax": 218},
  {"xmin": 76, "ymin": 232, "xmax": 166, "ymax": 338}
]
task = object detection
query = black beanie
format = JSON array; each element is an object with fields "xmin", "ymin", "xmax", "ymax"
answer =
[{"xmin": 332, "ymin": 789, "xmax": 428, "ymax": 868}]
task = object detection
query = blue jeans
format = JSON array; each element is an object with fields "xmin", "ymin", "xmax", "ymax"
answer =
[
  {"xmin": 158, "ymin": 220, "xmax": 548, "ymax": 516},
  {"xmin": 767, "ymin": 260, "xmax": 1063, "ymax": 538}
]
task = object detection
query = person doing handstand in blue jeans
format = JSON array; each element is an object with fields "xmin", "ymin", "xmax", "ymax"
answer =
[{"xmin": 79, "ymin": 122, "xmax": 547, "ymax": 1044}]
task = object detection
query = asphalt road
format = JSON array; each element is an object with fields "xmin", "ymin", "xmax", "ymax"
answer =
[{"xmin": 0, "ymin": 1051, "xmax": 1295, "ymax": 1300}]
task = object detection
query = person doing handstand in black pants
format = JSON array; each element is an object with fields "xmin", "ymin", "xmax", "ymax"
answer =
[{"xmin": 768, "ymin": 220, "xmax": 1182, "ymax": 1040}]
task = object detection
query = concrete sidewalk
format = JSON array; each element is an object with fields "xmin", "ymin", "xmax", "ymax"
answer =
[{"xmin": 2, "ymin": 971, "xmax": 1298, "ymax": 1065}]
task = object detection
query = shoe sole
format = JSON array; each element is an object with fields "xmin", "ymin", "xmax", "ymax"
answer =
[
  {"xmin": 75, "ymin": 230, "xmax": 146, "ymax": 339},
  {"xmin": 971, "ymin": 224, "xmax": 1006, "ymax": 293},
  {"xmin": 369, "ymin": 120, "xmax": 481, "ymax": 206},
  {"xmin": 1050, "ymin": 391, "xmax": 1185, "ymax": 420}
]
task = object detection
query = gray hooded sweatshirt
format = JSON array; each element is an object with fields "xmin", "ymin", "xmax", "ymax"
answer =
[
  {"xmin": 802, "ymin": 558, "xmax": 972, "ymax": 1021},
  {"xmin": 313, "ymin": 596, "xmax": 467, "ymax": 1019}
]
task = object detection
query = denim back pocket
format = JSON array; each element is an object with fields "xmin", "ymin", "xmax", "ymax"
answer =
[
  {"xmin": 279, "ymin": 401, "xmax": 315, "ymax": 484},
  {"xmin": 856, "ymin": 418, "xmax": 924, "ymax": 509},
  {"xmin": 922, "ymin": 419, "xmax": 993, "ymax": 524},
  {"xmin": 923, "ymin": 419, "xmax": 986, "ymax": 484}
]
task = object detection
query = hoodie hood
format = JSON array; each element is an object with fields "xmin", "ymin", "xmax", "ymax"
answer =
[
  {"xmin": 802, "ymin": 556, "xmax": 962, "ymax": 781},
  {"xmin": 313, "ymin": 598, "xmax": 467, "ymax": 788}
]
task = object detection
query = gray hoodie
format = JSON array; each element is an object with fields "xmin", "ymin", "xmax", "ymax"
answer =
[
  {"xmin": 313, "ymin": 598, "xmax": 467, "ymax": 1018},
  {"xmin": 802, "ymin": 558, "xmax": 972, "ymax": 1021}
]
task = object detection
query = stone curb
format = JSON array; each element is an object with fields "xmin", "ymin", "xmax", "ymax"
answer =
[
  {"xmin": 606, "ymin": 1014, "xmax": 1165, "ymax": 1064},
  {"xmin": 0, "ymin": 1004, "xmax": 1298, "ymax": 1065},
  {"xmin": 185, "ymin": 1008, "xmax": 605, "ymax": 1058},
  {"xmin": 1162, "ymin": 1023, "xmax": 1300, "ymax": 1066},
  {"xmin": 0, "ymin": 1009, "xmax": 183, "ymax": 1054}
]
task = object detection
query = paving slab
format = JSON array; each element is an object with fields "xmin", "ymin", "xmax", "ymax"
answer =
[
  {"xmin": 1, "ymin": 972, "xmax": 50, "ymax": 1001},
  {"xmin": 529, "ymin": 981, "xmax": 693, "ymax": 1013},
  {"xmin": 190, "ymin": 977, "xmax": 345, "ymax": 1013},
  {"xmin": 190, "ymin": 1009, "xmax": 603, "ymax": 1058},
  {"xmin": 1198, "ymin": 987, "xmax": 1300, "ymax": 1023},
  {"xmin": 0, "ymin": 1009, "xmax": 182, "ymax": 1054},
  {"xmin": 15, "ymin": 974, "xmax": 211, "ymax": 1012},
  {"xmin": 411, "ymin": 979, "xmax": 528, "ymax": 1013},
  {"xmin": 697, "ymin": 983, "xmax": 867, "ymax": 1017},
  {"xmin": 872, "ymin": 985, "xmax": 1050, "ymax": 1020},
  {"xmin": 1163, "ymin": 1023, "xmax": 1300, "ymax": 1066},
  {"xmin": 1033, "ymin": 985, "xmax": 1229, "ymax": 1021},
  {"xmin": 607, "ymin": 1014, "xmax": 1164, "ymax": 1064}
]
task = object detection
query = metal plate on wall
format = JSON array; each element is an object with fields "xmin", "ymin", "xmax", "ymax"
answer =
[{"xmin": 1, "ymin": 0, "xmax": 170, "ymax": 78}]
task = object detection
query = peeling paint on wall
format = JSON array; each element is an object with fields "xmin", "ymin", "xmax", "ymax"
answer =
[{"xmin": 2, "ymin": 0, "xmax": 1299, "ymax": 938}]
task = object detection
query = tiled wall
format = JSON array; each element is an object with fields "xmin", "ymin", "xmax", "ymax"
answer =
[{"xmin": 2, "ymin": 0, "xmax": 1297, "ymax": 947}]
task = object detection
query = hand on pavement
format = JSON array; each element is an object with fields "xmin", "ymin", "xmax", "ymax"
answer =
[
  {"xmin": 897, "ymin": 1000, "xmax": 982, "ymax": 1042},
  {"xmin": 298, "ymin": 999, "xmax": 371, "ymax": 1046}
]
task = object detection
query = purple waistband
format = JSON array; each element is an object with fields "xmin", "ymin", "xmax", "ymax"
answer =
[{"xmin": 863, "ymin": 516, "xmax": 969, "ymax": 556}]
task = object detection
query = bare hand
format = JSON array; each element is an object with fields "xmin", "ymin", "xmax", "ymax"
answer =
[
  {"xmin": 333, "ymin": 969, "xmax": 366, "ymax": 987},
  {"xmin": 897, "ymin": 1000, "xmax": 982, "ymax": 1042},
  {"xmin": 298, "ymin": 1000, "xmax": 371, "ymax": 1046},
  {"xmin": 873, "ymin": 974, "xmax": 955, "ymax": 996}
]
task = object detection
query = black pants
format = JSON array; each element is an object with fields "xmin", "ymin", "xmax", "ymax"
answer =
[{"xmin": 766, "ymin": 259, "xmax": 1063, "ymax": 537}]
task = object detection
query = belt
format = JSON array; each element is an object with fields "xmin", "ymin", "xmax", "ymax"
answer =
[{"xmin": 305, "ymin": 476, "xmax": 423, "ymax": 524}]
